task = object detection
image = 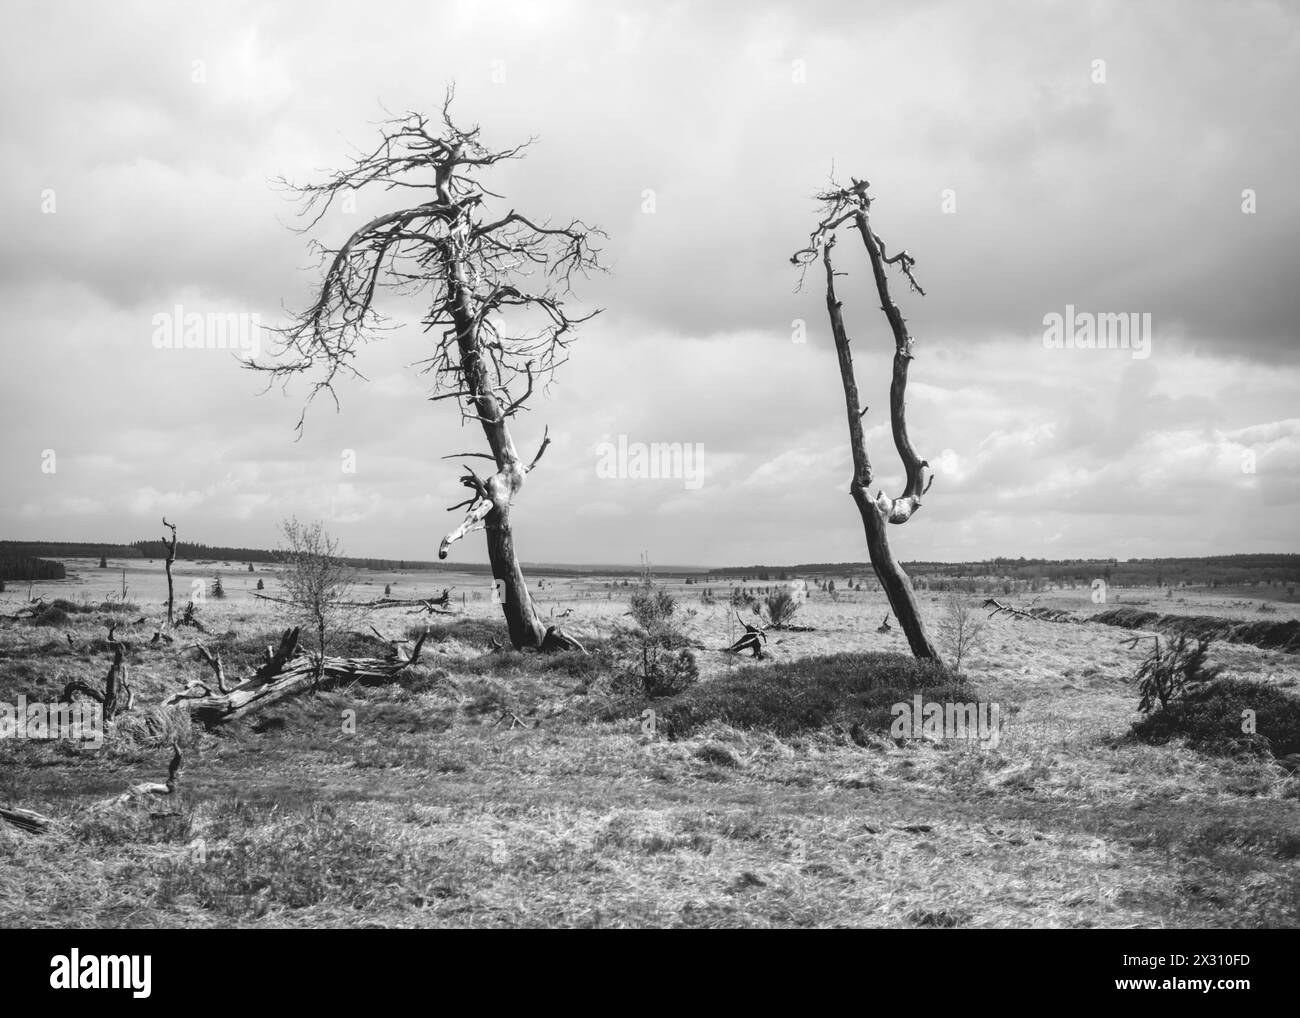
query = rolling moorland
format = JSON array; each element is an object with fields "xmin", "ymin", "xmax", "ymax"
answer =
[{"xmin": 1, "ymin": 552, "xmax": 1298, "ymax": 928}]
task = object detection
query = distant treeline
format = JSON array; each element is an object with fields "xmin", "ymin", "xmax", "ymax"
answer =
[
  {"xmin": 1, "ymin": 541, "xmax": 144, "ymax": 561},
  {"xmin": 4, "ymin": 540, "xmax": 1295, "ymax": 587},
  {"xmin": 127, "ymin": 539, "xmax": 450, "ymax": 572},
  {"xmin": 0, "ymin": 555, "xmax": 66, "ymax": 581},
  {"xmin": 709, "ymin": 554, "xmax": 1300, "ymax": 587},
  {"xmin": 2, "ymin": 540, "xmax": 632, "ymax": 577},
  {"xmin": 2, "ymin": 538, "xmax": 455, "ymax": 573}
]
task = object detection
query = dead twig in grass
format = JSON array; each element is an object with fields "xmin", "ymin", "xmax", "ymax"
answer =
[{"xmin": 1, "ymin": 742, "xmax": 183, "ymax": 835}]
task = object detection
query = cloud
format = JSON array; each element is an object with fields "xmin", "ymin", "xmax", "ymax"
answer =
[{"xmin": 1, "ymin": 0, "xmax": 1296, "ymax": 564}]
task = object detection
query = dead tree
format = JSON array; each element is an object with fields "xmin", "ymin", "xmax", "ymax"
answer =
[
  {"xmin": 60, "ymin": 624, "xmax": 134, "ymax": 719},
  {"xmin": 254, "ymin": 89, "xmax": 602, "ymax": 652},
  {"xmin": 161, "ymin": 517, "xmax": 178, "ymax": 626},
  {"xmin": 792, "ymin": 177, "xmax": 940, "ymax": 661}
]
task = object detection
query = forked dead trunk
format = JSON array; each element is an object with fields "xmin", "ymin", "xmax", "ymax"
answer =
[
  {"xmin": 853, "ymin": 485, "xmax": 938, "ymax": 659},
  {"xmin": 801, "ymin": 178, "xmax": 941, "ymax": 662}
]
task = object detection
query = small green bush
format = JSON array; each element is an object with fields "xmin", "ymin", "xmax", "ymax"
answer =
[
  {"xmin": 1132, "ymin": 678, "xmax": 1300, "ymax": 758},
  {"xmin": 620, "ymin": 581, "xmax": 698, "ymax": 698},
  {"xmin": 1129, "ymin": 633, "xmax": 1222, "ymax": 714},
  {"xmin": 763, "ymin": 589, "xmax": 801, "ymax": 628}
]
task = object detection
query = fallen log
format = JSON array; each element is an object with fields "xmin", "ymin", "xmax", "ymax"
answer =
[
  {"xmin": 252, "ymin": 590, "xmax": 455, "ymax": 615},
  {"xmin": 982, "ymin": 598, "xmax": 1075, "ymax": 623},
  {"xmin": 356, "ymin": 596, "xmax": 455, "ymax": 615},
  {"xmin": 165, "ymin": 626, "xmax": 431, "ymax": 727},
  {"xmin": 0, "ymin": 805, "xmax": 53, "ymax": 834}
]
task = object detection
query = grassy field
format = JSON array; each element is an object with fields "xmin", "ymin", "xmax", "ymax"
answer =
[{"xmin": 1, "ymin": 563, "xmax": 1298, "ymax": 928}]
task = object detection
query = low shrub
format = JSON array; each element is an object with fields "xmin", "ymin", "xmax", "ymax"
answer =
[
  {"xmin": 619, "ymin": 581, "xmax": 699, "ymax": 698},
  {"xmin": 30, "ymin": 606, "xmax": 71, "ymax": 627},
  {"xmin": 1129, "ymin": 633, "xmax": 1222, "ymax": 714},
  {"xmin": 604, "ymin": 651, "xmax": 962, "ymax": 741},
  {"xmin": 1132, "ymin": 678, "xmax": 1300, "ymax": 758},
  {"xmin": 763, "ymin": 589, "xmax": 801, "ymax": 628}
]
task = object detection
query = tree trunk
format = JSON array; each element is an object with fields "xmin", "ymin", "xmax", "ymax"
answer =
[
  {"xmin": 484, "ymin": 501, "xmax": 546, "ymax": 649},
  {"xmin": 437, "ymin": 244, "xmax": 547, "ymax": 649},
  {"xmin": 162, "ymin": 518, "xmax": 178, "ymax": 626},
  {"xmin": 822, "ymin": 235, "xmax": 941, "ymax": 661},
  {"xmin": 853, "ymin": 485, "xmax": 938, "ymax": 658}
]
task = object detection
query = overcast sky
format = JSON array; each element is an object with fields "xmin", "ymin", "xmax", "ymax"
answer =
[{"xmin": 1, "ymin": 0, "xmax": 1297, "ymax": 567}]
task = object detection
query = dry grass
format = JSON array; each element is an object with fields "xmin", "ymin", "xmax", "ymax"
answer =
[{"xmin": 1, "ymin": 567, "xmax": 1297, "ymax": 928}]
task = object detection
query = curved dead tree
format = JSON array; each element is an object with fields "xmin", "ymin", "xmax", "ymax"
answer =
[
  {"xmin": 254, "ymin": 90, "xmax": 602, "ymax": 651},
  {"xmin": 792, "ymin": 178, "xmax": 940, "ymax": 661}
]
